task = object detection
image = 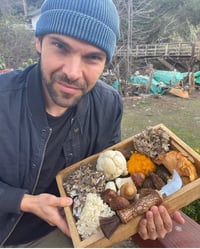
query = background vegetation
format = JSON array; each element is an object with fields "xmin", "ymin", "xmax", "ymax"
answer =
[{"xmin": 1, "ymin": 0, "xmax": 200, "ymax": 70}]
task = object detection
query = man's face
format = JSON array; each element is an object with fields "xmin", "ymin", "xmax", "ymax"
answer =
[{"xmin": 35, "ymin": 34, "xmax": 107, "ymax": 116}]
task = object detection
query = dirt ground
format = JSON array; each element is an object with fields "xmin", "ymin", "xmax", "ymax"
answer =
[
  {"xmin": 121, "ymin": 89, "xmax": 200, "ymax": 149},
  {"xmin": 113, "ymin": 89, "xmax": 200, "ymax": 248}
]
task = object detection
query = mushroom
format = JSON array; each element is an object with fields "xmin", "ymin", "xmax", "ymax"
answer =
[
  {"xmin": 96, "ymin": 150, "xmax": 128, "ymax": 180},
  {"xmin": 105, "ymin": 181, "xmax": 117, "ymax": 192},
  {"xmin": 115, "ymin": 176, "xmax": 133, "ymax": 189},
  {"xmin": 119, "ymin": 182, "xmax": 137, "ymax": 200},
  {"xmin": 133, "ymin": 126, "xmax": 170, "ymax": 160}
]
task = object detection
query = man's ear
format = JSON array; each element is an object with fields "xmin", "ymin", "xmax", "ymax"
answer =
[{"xmin": 35, "ymin": 37, "xmax": 42, "ymax": 54}]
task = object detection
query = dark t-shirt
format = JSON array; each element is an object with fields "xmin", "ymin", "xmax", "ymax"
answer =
[{"xmin": 5, "ymin": 109, "xmax": 74, "ymax": 245}]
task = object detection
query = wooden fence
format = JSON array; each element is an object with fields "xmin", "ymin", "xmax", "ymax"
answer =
[{"xmin": 115, "ymin": 42, "xmax": 200, "ymax": 59}]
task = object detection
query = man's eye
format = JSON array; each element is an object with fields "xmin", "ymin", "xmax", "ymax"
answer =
[
  {"xmin": 87, "ymin": 55, "xmax": 103, "ymax": 61},
  {"xmin": 55, "ymin": 42, "xmax": 64, "ymax": 49},
  {"xmin": 92, "ymin": 56, "xmax": 101, "ymax": 60}
]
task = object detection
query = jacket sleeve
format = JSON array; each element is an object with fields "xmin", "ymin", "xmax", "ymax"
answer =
[{"xmin": 0, "ymin": 181, "xmax": 28, "ymax": 214}]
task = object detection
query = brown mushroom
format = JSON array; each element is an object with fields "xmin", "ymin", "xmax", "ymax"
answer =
[
  {"xmin": 109, "ymin": 196, "xmax": 130, "ymax": 210},
  {"xmin": 119, "ymin": 182, "xmax": 137, "ymax": 200}
]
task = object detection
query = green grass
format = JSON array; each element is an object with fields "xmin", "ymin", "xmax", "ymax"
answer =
[{"xmin": 182, "ymin": 200, "xmax": 200, "ymax": 223}]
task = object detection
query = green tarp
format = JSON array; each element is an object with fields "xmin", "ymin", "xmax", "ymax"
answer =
[
  {"xmin": 129, "ymin": 75, "xmax": 168, "ymax": 95},
  {"xmin": 112, "ymin": 70, "xmax": 200, "ymax": 94},
  {"xmin": 194, "ymin": 71, "xmax": 200, "ymax": 84}
]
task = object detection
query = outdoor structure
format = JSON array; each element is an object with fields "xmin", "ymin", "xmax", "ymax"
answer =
[
  {"xmin": 27, "ymin": 9, "xmax": 40, "ymax": 30},
  {"xmin": 116, "ymin": 43, "xmax": 200, "ymax": 59},
  {"xmin": 115, "ymin": 42, "xmax": 200, "ymax": 72}
]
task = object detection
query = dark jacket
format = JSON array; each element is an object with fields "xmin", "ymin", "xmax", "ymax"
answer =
[{"xmin": 0, "ymin": 63, "xmax": 123, "ymax": 245}]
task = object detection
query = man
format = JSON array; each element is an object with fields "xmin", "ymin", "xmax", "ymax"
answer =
[{"xmin": 0, "ymin": 0, "xmax": 184, "ymax": 247}]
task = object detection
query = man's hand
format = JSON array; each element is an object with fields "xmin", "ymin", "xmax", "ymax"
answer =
[
  {"xmin": 137, "ymin": 205, "xmax": 185, "ymax": 240},
  {"xmin": 20, "ymin": 193, "xmax": 73, "ymax": 237}
]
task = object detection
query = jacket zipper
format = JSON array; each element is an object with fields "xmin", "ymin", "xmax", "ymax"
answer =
[{"xmin": 31, "ymin": 128, "xmax": 52, "ymax": 194}]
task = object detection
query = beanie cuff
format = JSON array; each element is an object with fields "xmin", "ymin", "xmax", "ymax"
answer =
[{"xmin": 35, "ymin": 10, "xmax": 117, "ymax": 61}]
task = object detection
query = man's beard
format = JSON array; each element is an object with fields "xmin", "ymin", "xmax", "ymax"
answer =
[{"xmin": 42, "ymin": 71, "xmax": 87, "ymax": 108}]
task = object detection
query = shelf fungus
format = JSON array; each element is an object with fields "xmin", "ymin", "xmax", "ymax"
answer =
[
  {"xmin": 63, "ymin": 164, "xmax": 106, "ymax": 219},
  {"xmin": 133, "ymin": 126, "xmax": 170, "ymax": 159}
]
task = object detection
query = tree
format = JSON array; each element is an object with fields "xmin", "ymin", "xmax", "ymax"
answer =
[
  {"xmin": 22, "ymin": 0, "xmax": 28, "ymax": 16},
  {"xmin": 26, "ymin": 0, "xmax": 43, "ymax": 10},
  {"xmin": 0, "ymin": 0, "xmax": 23, "ymax": 15},
  {"xmin": 0, "ymin": 13, "xmax": 38, "ymax": 68},
  {"xmin": 110, "ymin": 0, "xmax": 200, "ymax": 82}
]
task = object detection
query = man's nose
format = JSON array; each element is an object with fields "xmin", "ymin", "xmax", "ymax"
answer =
[{"xmin": 62, "ymin": 57, "xmax": 83, "ymax": 81}]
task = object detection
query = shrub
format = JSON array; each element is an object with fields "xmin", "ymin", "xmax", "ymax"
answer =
[{"xmin": 181, "ymin": 147, "xmax": 200, "ymax": 224}]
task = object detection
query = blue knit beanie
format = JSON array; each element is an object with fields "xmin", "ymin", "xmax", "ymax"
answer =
[{"xmin": 35, "ymin": 0, "xmax": 120, "ymax": 62}]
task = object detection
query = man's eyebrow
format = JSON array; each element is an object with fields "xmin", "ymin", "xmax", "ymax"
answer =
[
  {"xmin": 50, "ymin": 36, "xmax": 72, "ymax": 49},
  {"xmin": 86, "ymin": 51, "xmax": 106, "ymax": 57}
]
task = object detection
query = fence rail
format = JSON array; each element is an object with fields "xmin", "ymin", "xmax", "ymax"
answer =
[{"xmin": 115, "ymin": 43, "xmax": 200, "ymax": 59}]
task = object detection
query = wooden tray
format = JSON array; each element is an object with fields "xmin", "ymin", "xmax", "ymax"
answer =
[{"xmin": 56, "ymin": 124, "xmax": 200, "ymax": 248}]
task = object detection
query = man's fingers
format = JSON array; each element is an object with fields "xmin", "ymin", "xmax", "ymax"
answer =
[
  {"xmin": 146, "ymin": 209, "xmax": 157, "ymax": 240},
  {"xmin": 45, "ymin": 195, "xmax": 73, "ymax": 207},
  {"xmin": 158, "ymin": 206, "xmax": 172, "ymax": 233},
  {"xmin": 138, "ymin": 218, "xmax": 149, "ymax": 240},
  {"xmin": 150, "ymin": 206, "xmax": 165, "ymax": 239},
  {"xmin": 171, "ymin": 211, "xmax": 185, "ymax": 224},
  {"xmin": 57, "ymin": 196, "xmax": 73, "ymax": 207},
  {"xmin": 138, "ymin": 205, "xmax": 174, "ymax": 240}
]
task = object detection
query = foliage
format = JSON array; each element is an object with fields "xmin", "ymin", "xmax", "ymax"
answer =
[
  {"xmin": 182, "ymin": 200, "xmax": 200, "ymax": 224},
  {"xmin": 27, "ymin": 0, "xmax": 43, "ymax": 9},
  {"xmin": 21, "ymin": 58, "xmax": 38, "ymax": 68},
  {"xmin": 0, "ymin": 56, "xmax": 6, "ymax": 70},
  {"xmin": 1, "ymin": 0, "xmax": 200, "ymax": 70},
  {"xmin": 0, "ymin": 13, "xmax": 38, "ymax": 69},
  {"xmin": 113, "ymin": 0, "xmax": 200, "ymax": 46},
  {"xmin": 109, "ymin": 0, "xmax": 200, "ymax": 82},
  {"xmin": 0, "ymin": 0, "xmax": 23, "ymax": 15}
]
